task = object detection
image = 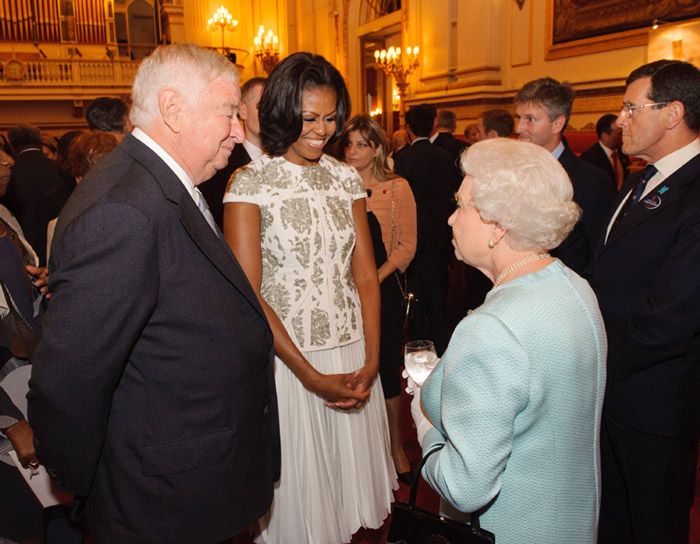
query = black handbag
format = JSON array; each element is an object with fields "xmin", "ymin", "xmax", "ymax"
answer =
[{"xmin": 387, "ymin": 447, "xmax": 495, "ymax": 544}]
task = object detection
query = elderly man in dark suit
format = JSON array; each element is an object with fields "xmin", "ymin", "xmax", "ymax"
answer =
[
  {"xmin": 201, "ymin": 76, "xmax": 266, "ymax": 228},
  {"xmin": 28, "ymin": 44, "xmax": 279, "ymax": 544},
  {"xmin": 431, "ymin": 111, "xmax": 467, "ymax": 159},
  {"xmin": 581, "ymin": 113, "xmax": 629, "ymax": 192},
  {"xmin": 394, "ymin": 104, "xmax": 454, "ymax": 354},
  {"xmin": 591, "ymin": 60, "xmax": 700, "ymax": 544},
  {"xmin": 515, "ymin": 77, "xmax": 614, "ymax": 275},
  {"xmin": 431, "ymin": 110, "xmax": 467, "ymax": 193}
]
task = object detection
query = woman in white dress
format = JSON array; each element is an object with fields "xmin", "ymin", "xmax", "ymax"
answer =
[{"xmin": 223, "ymin": 52, "xmax": 396, "ymax": 544}]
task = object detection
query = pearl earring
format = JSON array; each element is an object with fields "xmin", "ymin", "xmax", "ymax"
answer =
[{"xmin": 488, "ymin": 240, "xmax": 496, "ymax": 249}]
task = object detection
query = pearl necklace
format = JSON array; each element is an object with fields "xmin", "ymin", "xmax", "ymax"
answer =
[{"xmin": 493, "ymin": 253, "xmax": 550, "ymax": 288}]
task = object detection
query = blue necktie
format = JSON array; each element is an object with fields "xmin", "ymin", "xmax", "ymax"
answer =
[{"xmin": 609, "ymin": 164, "xmax": 657, "ymax": 235}]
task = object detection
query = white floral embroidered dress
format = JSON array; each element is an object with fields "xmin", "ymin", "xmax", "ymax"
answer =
[{"xmin": 225, "ymin": 154, "xmax": 396, "ymax": 544}]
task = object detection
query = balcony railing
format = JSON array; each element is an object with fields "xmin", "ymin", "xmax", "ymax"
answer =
[{"xmin": 0, "ymin": 58, "xmax": 140, "ymax": 88}]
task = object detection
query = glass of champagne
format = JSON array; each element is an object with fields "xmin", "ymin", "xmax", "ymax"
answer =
[{"xmin": 404, "ymin": 340, "xmax": 438, "ymax": 387}]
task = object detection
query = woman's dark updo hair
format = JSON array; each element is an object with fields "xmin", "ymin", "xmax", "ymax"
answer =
[{"xmin": 259, "ymin": 52, "xmax": 351, "ymax": 156}]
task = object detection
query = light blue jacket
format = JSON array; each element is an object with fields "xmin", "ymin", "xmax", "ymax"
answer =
[{"xmin": 421, "ymin": 260, "xmax": 606, "ymax": 544}]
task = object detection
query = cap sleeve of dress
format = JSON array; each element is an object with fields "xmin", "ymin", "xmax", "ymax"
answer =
[{"xmin": 222, "ymin": 163, "xmax": 261, "ymax": 206}]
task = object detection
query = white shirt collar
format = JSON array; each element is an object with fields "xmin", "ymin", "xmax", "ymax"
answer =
[
  {"xmin": 651, "ymin": 138, "xmax": 700, "ymax": 181},
  {"xmin": 551, "ymin": 140, "xmax": 565, "ymax": 159},
  {"xmin": 132, "ymin": 127, "xmax": 197, "ymax": 200},
  {"xmin": 243, "ymin": 139, "xmax": 264, "ymax": 161},
  {"xmin": 411, "ymin": 136, "xmax": 429, "ymax": 144},
  {"xmin": 599, "ymin": 141, "xmax": 614, "ymax": 159}
]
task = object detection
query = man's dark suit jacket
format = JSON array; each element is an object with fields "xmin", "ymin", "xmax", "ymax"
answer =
[
  {"xmin": 432, "ymin": 132, "xmax": 467, "ymax": 192},
  {"xmin": 555, "ymin": 147, "xmax": 615, "ymax": 275},
  {"xmin": 199, "ymin": 143, "xmax": 252, "ymax": 229},
  {"xmin": 432, "ymin": 132, "xmax": 467, "ymax": 162},
  {"xmin": 3, "ymin": 148, "xmax": 62, "ymax": 265},
  {"xmin": 31, "ymin": 172, "xmax": 77, "ymax": 266},
  {"xmin": 394, "ymin": 139, "xmax": 454, "ymax": 251},
  {"xmin": 28, "ymin": 135, "xmax": 279, "ymax": 544},
  {"xmin": 580, "ymin": 141, "xmax": 629, "ymax": 192},
  {"xmin": 590, "ymin": 153, "xmax": 700, "ymax": 437}
]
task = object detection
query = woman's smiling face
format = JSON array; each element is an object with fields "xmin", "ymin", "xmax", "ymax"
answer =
[{"xmin": 284, "ymin": 85, "xmax": 338, "ymax": 166}]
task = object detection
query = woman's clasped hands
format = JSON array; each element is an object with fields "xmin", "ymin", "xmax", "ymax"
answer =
[{"xmin": 321, "ymin": 364, "xmax": 378, "ymax": 410}]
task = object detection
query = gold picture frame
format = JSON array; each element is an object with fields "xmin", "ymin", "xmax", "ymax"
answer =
[{"xmin": 546, "ymin": 0, "xmax": 700, "ymax": 60}]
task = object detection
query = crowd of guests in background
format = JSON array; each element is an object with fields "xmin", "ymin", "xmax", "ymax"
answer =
[
  {"xmin": 0, "ymin": 42, "xmax": 698, "ymax": 544},
  {"xmin": 1, "ymin": 97, "xmax": 128, "ymax": 544}
]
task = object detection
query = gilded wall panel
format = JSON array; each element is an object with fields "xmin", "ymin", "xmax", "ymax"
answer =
[
  {"xmin": 547, "ymin": 0, "xmax": 700, "ymax": 59},
  {"xmin": 552, "ymin": 0, "xmax": 700, "ymax": 44}
]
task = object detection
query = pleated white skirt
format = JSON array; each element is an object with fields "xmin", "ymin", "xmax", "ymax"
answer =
[{"xmin": 257, "ymin": 339, "xmax": 397, "ymax": 544}]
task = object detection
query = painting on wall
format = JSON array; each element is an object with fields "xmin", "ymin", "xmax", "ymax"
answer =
[{"xmin": 546, "ymin": 0, "xmax": 700, "ymax": 59}]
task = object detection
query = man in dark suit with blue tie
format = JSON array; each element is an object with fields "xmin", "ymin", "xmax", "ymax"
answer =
[
  {"xmin": 591, "ymin": 60, "xmax": 700, "ymax": 544},
  {"xmin": 515, "ymin": 78, "xmax": 615, "ymax": 275},
  {"xmin": 28, "ymin": 44, "xmax": 279, "ymax": 544}
]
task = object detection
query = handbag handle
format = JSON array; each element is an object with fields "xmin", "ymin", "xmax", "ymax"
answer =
[{"xmin": 408, "ymin": 445, "xmax": 483, "ymax": 531}]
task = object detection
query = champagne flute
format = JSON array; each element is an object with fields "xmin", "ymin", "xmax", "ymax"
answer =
[{"xmin": 404, "ymin": 340, "xmax": 438, "ymax": 387}]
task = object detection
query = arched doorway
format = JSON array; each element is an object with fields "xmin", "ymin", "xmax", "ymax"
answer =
[
  {"xmin": 127, "ymin": 0, "xmax": 156, "ymax": 59},
  {"xmin": 348, "ymin": 0, "xmax": 405, "ymax": 134},
  {"xmin": 114, "ymin": 0, "xmax": 157, "ymax": 59}
]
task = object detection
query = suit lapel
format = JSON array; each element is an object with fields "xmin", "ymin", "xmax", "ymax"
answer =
[
  {"xmin": 121, "ymin": 135, "xmax": 267, "ymax": 322},
  {"xmin": 602, "ymin": 154, "xmax": 700, "ymax": 249}
]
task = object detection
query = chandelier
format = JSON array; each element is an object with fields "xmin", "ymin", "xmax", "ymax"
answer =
[
  {"xmin": 254, "ymin": 25, "xmax": 280, "ymax": 74},
  {"xmin": 208, "ymin": 6, "xmax": 238, "ymax": 53},
  {"xmin": 374, "ymin": 46, "xmax": 420, "ymax": 119}
]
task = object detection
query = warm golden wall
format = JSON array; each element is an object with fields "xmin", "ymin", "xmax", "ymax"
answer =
[
  {"xmin": 2, "ymin": 0, "xmax": 690, "ymax": 134},
  {"xmin": 345, "ymin": 0, "xmax": 650, "ymax": 133},
  {"xmin": 352, "ymin": 1, "xmax": 696, "ymax": 134}
]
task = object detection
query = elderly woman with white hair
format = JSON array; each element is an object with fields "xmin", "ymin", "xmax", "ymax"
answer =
[{"xmin": 411, "ymin": 138, "xmax": 607, "ymax": 544}]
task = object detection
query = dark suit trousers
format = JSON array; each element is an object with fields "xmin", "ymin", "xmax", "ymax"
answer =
[
  {"xmin": 598, "ymin": 417, "xmax": 698, "ymax": 544},
  {"xmin": 408, "ymin": 248, "xmax": 449, "ymax": 356}
]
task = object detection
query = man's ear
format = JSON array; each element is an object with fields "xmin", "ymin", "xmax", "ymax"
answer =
[
  {"xmin": 551, "ymin": 114, "xmax": 566, "ymax": 136},
  {"xmin": 238, "ymin": 101, "xmax": 248, "ymax": 122},
  {"xmin": 158, "ymin": 87, "xmax": 184, "ymax": 133},
  {"xmin": 664, "ymin": 100, "xmax": 686, "ymax": 131}
]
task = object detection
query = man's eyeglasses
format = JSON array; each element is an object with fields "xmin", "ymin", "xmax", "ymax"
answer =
[{"xmin": 621, "ymin": 101, "xmax": 669, "ymax": 118}]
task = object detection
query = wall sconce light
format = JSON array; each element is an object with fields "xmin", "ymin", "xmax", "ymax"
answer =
[
  {"xmin": 208, "ymin": 6, "xmax": 238, "ymax": 54},
  {"xmin": 651, "ymin": 19, "xmax": 666, "ymax": 30},
  {"xmin": 254, "ymin": 25, "xmax": 280, "ymax": 74}
]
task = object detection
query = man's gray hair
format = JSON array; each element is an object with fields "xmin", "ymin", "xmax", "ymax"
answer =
[
  {"xmin": 436, "ymin": 110, "xmax": 458, "ymax": 132},
  {"xmin": 130, "ymin": 44, "xmax": 239, "ymax": 128},
  {"xmin": 461, "ymin": 138, "xmax": 580, "ymax": 251},
  {"xmin": 514, "ymin": 77, "xmax": 574, "ymax": 124}
]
